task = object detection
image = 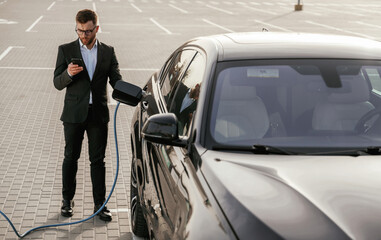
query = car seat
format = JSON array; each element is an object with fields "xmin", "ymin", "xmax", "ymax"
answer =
[
  {"xmin": 214, "ymin": 84, "xmax": 270, "ymax": 143},
  {"xmin": 312, "ymin": 75, "xmax": 374, "ymax": 131}
]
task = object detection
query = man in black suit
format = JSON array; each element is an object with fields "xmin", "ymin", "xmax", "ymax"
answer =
[
  {"xmin": 53, "ymin": 9, "xmax": 122, "ymax": 222},
  {"xmin": 170, "ymin": 83, "xmax": 200, "ymax": 136}
]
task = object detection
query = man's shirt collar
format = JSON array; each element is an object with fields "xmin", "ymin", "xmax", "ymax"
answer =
[{"xmin": 78, "ymin": 38, "xmax": 98, "ymax": 50}]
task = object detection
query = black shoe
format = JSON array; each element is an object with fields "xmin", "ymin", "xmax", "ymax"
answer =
[
  {"xmin": 94, "ymin": 204, "xmax": 112, "ymax": 222},
  {"xmin": 61, "ymin": 200, "xmax": 74, "ymax": 217}
]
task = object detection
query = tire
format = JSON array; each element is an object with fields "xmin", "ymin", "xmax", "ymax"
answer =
[{"xmin": 130, "ymin": 158, "xmax": 149, "ymax": 237}]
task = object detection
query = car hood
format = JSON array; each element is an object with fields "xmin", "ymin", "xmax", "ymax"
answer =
[{"xmin": 201, "ymin": 151, "xmax": 381, "ymax": 240}]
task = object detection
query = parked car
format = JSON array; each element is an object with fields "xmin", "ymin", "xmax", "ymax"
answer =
[{"xmin": 112, "ymin": 32, "xmax": 381, "ymax": 240}]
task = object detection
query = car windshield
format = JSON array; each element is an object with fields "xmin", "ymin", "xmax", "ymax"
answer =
[{"xmin": 209, "ymin": 59, "xmax": 381, "ymax": 155}]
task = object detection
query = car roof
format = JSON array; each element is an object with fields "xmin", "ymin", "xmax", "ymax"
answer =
[{"xmin": 191, "ymin": 32, "xmax": 381, "ymax": 61}]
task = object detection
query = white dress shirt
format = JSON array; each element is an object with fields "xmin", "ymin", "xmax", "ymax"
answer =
[{"xmin": 79, "ymin": 38, "xmax": 98, "ymax": 104}]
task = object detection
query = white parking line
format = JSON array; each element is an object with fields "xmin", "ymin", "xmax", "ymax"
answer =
[
  {"xmin": 0, "ymin": 46, "xmax": 24, "ymax": 61},
  {"xmin": 254, "ymin": 20, "xmax": 292, "ymax": 32},
  {"xmin": 206, "ymin": 4, "xmax": 234, "ymax": 15},
  {"xmin": 355, "ymin": 21, "xmax": 381, "ymax": 30},
  {"xmin": 131, "ymin": 3, "xmax": 142, "ymax": 13},
  {"xmin": 245, "ymin": 5, "xmax": 277, "ymax": 15},
  {"xmin": 169, "ymin": 4, "xmax": 188, "ymax": 14},
  {"xmin": 150, "ymin": 18, "xmax": 172, "ymax": 35},
  {"xmin": 92, "ymin": 3, "xmax": 108, "ymax": 33},
  {"xmin": 47, "ymin": 2, "xmax": 55, "ymax": 11},
  {"xmin": 314, "ymin": 6, "xmax": 365, "ymax": 17},
  {"xmin": 26, "ymin": 16, "xmax": 43, "ymax": 32},
  {"xmin": 202, "ymin": 19, "xmax": 234, "ymax": 33},
  {"xmin": 109, "ymin": 208, "xmax": 129, "ymax": 212},
  {"xmin": 305, "ymin": 20, "xmax": 375, "ymax": 39},
  {"xmin": 0, "ymin": 19, "xmax": 17, "ymax": 24},
  {"xmin": 351, "ymin": 7, "xmax": 381, "ymax": 15},
  {"xmin": 92, "ymin": 3, "xmax": 101, "ymax": 33}
]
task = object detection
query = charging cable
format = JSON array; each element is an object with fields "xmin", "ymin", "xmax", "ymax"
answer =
[{"xmin": 0, "ymin": 102, "xmax": 121, "ymax": 238}]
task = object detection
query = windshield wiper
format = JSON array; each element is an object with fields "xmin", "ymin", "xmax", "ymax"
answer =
[
  {"xmin": 252, "ymin": 144, "xmax": 295, "ymax": 155},
  {"xmin": 357, "ymin": 147, "xmax": 381, "ymax": 155},
  {"xmin": 212, "ymin": 144, "xmax": 294, "ymax": 155},
  {"xmin": 307, "ymin": 147, "xmax": 381, "ymax": 156}
]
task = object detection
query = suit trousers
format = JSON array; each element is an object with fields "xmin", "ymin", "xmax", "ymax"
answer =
[{"xmin": 62, "ymin": 106, "xmax": 108, "ymax": 205}]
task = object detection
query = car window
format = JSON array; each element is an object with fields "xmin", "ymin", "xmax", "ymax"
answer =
[
  {"xmin": 168, "ymin": 53, "xmax": 205, "ymax": 136},
  {"xmin": 364, "ymin": 67, "xmax": 381, "ymax": 94},
  {"xmin": 160, "ymin": 50, "xmax": 197, "ymax": 108},
  {"xmin": 208, "ymin": 59, "xmax": 381, "ymax": 154}
]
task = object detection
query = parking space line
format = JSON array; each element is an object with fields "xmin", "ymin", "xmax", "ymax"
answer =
[
  {"xmin": 47, "ymin": 2, "xmax": 55, "ymax": 11},
  {"xmin": 305, "ymin": 20, "xmax": 375, "ymax": 39},
  {"xmin": 351, "ymin": 7, "xmax": 380, "ymax": 15},
  {"xmin": 109, "ymin": 208, "xmax": 129, "ymax": 213},
  {"xmin": 355, "ymin": 21, "xmax": 381, "ymax": 29},
  {"xmin": 314, "ymin": 6, "xmax": 365, "ymax": 17},
  {"xmin": 92, "ymin": 2, "xmax": 109, "ymax": 34},
  {"xmin": 202, "ymin": 19, "xmax": 234, "ymax": 33},
  {"xmin": 131, "ymin": 3, "xmax": 142, "ymax": 13},
  {"xmin": 150, "ymin": 18, "xmax": 172, "ymax": 35},
  {"xmin": 169, "ymin": 4, "xmax": 188, "ymax": 14},
  {"xmin": 206, "ymin": 4, "xmax": 234, "ymax": 15},
  {"xmin": 26, "ymin": 16, "xmax": 43, "ymax": 32},
  {"xmin": 240, "ymin": 3, "xmax": 277, "ymax": 15},
  {"xmin": 0, "ymin": 19, "xmax": 17, "ymax": 24},
  {"xmin": 254, "ymin": 20, "xmax": 292, "ymax": 32},
  {"xmin": 0, "ymin": 46, "xmax": 24, "ymax": 61}
]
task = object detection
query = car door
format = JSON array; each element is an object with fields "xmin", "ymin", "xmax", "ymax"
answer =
[
  {"xmin": 151, "ymin": 52, "xmax": 207, "ymax": 238},
  {"xmin": 142, "ymin": 49, "xmax": 198, "ymax": 238}
]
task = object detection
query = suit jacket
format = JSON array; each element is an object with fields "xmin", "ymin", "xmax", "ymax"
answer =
[
  {"xmin": 53, "ymin": 39, "xmax": 122, "ymax": 123},
  {"xmin": 169, "ymin": 82, "xmax": 197, "ymax": 135}
]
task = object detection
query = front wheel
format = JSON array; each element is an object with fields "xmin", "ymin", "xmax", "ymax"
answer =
[{"xmin": 130, "ymin": 158, "xmax": 149, "ymax": 237}]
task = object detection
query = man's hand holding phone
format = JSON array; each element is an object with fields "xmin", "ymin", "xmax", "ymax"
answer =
[{"xmin": 68, "ymin": 58, "xmax": 84, "ymax": 77}]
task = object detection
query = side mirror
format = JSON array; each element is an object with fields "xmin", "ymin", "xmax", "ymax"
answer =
[
  {"xmin": 142, "ymin": 113, "xmax": 187, "ymax": 147},
  {"xmin": 112, "ymin": 80, "xmax": 142, "ymax": 106}
]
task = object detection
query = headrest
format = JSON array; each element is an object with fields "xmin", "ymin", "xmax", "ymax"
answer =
[
  {"xmin": 219, "ymin": 70, "xmax": 257, "ymax": 100},
  {"xmin": 328, "ymin": 76, "xmax": 370, "ymax": 103},
  {"xmin": 220, "ymin": 83, "xmax": 257, "ymax": 101}
]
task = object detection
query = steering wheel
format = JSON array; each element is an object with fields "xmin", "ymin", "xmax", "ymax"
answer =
[{"xmin": 355, "ymin": 108, "xmax": 381, "ymax": 133}]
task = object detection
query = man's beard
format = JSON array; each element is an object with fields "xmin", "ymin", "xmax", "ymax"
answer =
[{"xmin": 80, "ymin": 35, "xmax": 95, "ymax": 46}]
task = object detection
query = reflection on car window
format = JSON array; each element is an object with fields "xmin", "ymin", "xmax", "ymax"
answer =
[
  {"xmin": 160, "ymin": 50, "xmax": 197, "ymax": 108},
  {"xmin": 209, "ymin": 59, "xmax": 381, "ymax": 152},
  {"xmin": 169, "ymin": 53, "xmax": 205, "ymax": 136},
  {"xmin": 365, "ymin": 67, "xmax": 381, "ymax": 94}
]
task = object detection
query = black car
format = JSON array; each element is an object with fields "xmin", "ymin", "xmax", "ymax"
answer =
[{"xmin": 113, "ymin": 32, "xmax": 381, "ymax": 240}]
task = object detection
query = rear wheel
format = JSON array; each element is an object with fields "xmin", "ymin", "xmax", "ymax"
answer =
[{"xmin": 130, "ymin": 157, "xmax": 149, "ymax": 237}]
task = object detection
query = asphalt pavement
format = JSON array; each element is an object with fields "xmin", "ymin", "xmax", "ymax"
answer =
[{"xmin": 1, "ymin": 0, "xmax": 381, "ymax": 239}]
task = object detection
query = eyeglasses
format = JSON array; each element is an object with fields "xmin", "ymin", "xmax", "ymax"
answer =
[{"xmin": 75, "ymin": 26, "xmax": 97, "ymax": 35}]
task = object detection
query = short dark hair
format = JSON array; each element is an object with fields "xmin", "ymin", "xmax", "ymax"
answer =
[{"xmin": 76, "ymin": 9, "xmax": 97, "ymax": 25}]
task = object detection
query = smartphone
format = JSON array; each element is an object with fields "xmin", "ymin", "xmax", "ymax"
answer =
[{"xmin": 71, "ymin": 58, "xmax": 84, "ymax": 66}]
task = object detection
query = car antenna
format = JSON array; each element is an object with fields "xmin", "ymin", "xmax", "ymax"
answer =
[{"xmin": 262, "ymin": 27, "xmax": 269, "ymax": 32}]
